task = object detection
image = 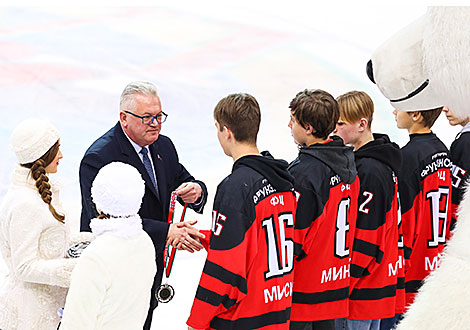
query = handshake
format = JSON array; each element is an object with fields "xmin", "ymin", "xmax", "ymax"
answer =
[{"xmin": 167, "ymin": 220, "xmax": 208, "ymax": 253}]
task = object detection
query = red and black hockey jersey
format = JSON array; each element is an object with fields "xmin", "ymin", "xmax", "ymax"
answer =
[
  {"xmin": 288, "ymin": 136, "xmax": 359, "ymax": 321},
  {"xmin": 399, "ymin": 133, "xmax": 452, "ymax": 306},
  {"xmin": 187, "ymin": 152, "xmax": 297, "ymax": 330},
  {"xmin": 348, "ymin": 133, "xmax": 403, "ymax": 320},
  {"xmin": 449, "ymin": 125, "xmax": 470, "ymax": 232}
]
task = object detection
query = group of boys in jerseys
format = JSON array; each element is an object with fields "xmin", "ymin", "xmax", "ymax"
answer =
[{"xmin": 186, "ymin": 89, "xmax": 470, "ymax": 330}]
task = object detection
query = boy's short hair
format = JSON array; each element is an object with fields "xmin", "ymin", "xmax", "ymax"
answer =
[
  {"xmin": 336, "ymin": 91, "xmax": 374, "ymax": 128},
  {"xmin": 214, "ymin": 93, "xmax": 260, "ymax": 143},
  {"xmin": 410, "ymin": 107, "xmax": 443, "ymax": 128},
  {"xmin": 289, "ymin": 89, "xmax": 339, "ymax": 140}
]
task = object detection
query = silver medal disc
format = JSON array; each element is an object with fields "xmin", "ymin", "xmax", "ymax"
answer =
[{"xmin": 156, "ymin": 283, "xmax": 175, "ymax": 303}]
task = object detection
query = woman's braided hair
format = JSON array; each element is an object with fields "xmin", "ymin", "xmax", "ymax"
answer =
[{"xmin": 22, "ymin": 141, "xmax": 65, "ymax": 223}]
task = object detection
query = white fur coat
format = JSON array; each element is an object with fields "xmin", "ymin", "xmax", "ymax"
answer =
[
  {"xmin": 60, "ymin": 216, "xmax": 156, "ymax": 330},
  {"xmin": 0, "ymin": 165, "xmax": 77, "ymax": 330}
]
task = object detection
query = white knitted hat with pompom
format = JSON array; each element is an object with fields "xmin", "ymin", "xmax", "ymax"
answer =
[
  {"xmin": 11, "ymin": 118, "xmax": 60, "ymax": 164},
  {"xmin": 91, "ymin": 162, "xmax": 145, "ymax": 217}
]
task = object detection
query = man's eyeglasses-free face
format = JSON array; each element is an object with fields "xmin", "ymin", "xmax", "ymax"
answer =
[{"xmin": 124, "ymin": 110, "xmax": 168, "ymax": 125}]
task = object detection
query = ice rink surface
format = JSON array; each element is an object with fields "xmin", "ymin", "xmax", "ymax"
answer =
[{"xmin": 0, "ymin": 3, "xmax": 462, "ymax": 329}]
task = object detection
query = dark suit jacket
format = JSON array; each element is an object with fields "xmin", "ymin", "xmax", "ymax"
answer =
[{"xmin": 79, "ymin": 122, "xmax": 207, "ymax": 301}]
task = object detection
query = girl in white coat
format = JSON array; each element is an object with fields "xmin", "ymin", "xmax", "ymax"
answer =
[
  {"xmin": 0, "ymin": 119, "xmax": 78, "ymax": 330},
  {"xmin": 60, "ymin": 162, "xmax": 156, "ymax": 330}
]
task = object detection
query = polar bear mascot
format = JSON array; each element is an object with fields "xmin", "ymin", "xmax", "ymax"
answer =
[{"xmin": 367, "ymin": 6, "xmax": 470, "ymax": 330}]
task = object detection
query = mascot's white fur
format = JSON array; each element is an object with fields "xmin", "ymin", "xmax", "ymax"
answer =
[{"xmin": 368, "ymin": 6, "xmax": 470, "ymax": 330}]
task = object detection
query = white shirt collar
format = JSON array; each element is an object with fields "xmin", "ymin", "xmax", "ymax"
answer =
[{"xmin": 121, "ymin": 123, "xmax": 149, "ymax": 155}]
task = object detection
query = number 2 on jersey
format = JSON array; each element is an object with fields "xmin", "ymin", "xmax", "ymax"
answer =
[{"xmin": 262, "ymin": 212, "xmax": 294, "ymax": 280}]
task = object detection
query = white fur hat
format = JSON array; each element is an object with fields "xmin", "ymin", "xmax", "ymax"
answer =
[
  {"xmin": 11, "ymin": 118, "xmax": 60, "ymax": 164},
  {"xmin": 91, "ymin": 162, "xmax": 145, "ymax": 217}
]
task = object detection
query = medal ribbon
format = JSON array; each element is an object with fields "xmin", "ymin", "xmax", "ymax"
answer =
[{"xmin": 163, "ymin": 191, "xmax": 188, "ymax": 278}]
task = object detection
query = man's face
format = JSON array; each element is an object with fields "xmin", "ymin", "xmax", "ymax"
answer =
[
  {"xmin": 121, "ymin": 94, "xmax": 162, "ymax": 147},
  {"xmin": 443, "ymin": 106, "xmax": 469, "ymax": 126},
  {"xmin": 393, "ymin": 109, "xmax": 414, "ymax": 130},
  {"xmin": 334, "ymin": 120, "xmax": 360, "ymax": 146}
]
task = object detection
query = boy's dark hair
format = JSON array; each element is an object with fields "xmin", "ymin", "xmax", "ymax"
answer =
[
  {"xmin": 411, "ymin": 107, "xmax": 443, "ymax": 128},
  {"xmin": 214, "ymin": 93, "xmax": 260, "ymax": 143},
  {"xmin": 289, "ymin": 89, "xmax": 339, "ymax": 140}
]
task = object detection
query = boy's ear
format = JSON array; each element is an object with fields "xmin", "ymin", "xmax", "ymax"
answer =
[
  {"xmin": 411, "ymin": 111, "xmax": 422, "ymax": 122},
  {"xmin": 305, "ymin": 124, "xmax": 314, "ymax": 135},
  {"xmin": 223, "ymin": 125, "xmax": 233, "ymax": 139},
  {"xmin": 358, "ymin": 118, "xmax": 368, "ymax": 131}
]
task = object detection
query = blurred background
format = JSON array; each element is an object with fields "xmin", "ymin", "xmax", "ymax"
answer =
[{"xmin": 0, "ymin": 3, "xmax": 459, "ymax": 329}]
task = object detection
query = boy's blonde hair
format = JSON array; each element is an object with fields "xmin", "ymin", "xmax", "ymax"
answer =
[{"xmin": 336, "ymin": 91, "xmax": 374, "ymax": 128}]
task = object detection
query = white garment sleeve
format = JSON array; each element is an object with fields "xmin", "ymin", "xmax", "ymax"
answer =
[
  {"xmin": 8, "ymin": 203, "xmax": 76, "ymax": 287},
  {"xmin": 60, "ymin": 251, "xmax": 107, "ymax": 330},
  {"xmin": 68, "ymin": 231, "xmax": 95, "ymax": 246}
]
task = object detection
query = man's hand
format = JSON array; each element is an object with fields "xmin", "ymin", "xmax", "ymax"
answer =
[
  {"xmin": 167, "ymin": 220, "xmax": 205, "ymax": 253},
  {"xmin": 175, "ymin": 182, "xmax": 202, "ymax": 204},
  {"xmin": 188, "ymin": 327, "xmax": 202, "ymax": 330}
]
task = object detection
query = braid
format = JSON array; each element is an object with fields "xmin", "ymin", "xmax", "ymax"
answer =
[
  {"xmin": 29, "ymin": 157, "xmax": 65, "ymax": 223},
  {"xmin": 31, "ymin": 160, "xmax": 52, "ymax": 204}
]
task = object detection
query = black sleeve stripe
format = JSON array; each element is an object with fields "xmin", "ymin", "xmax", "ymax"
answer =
[
  {"xmin": 350, "ymin": 284, "xmax": 396, "ymax": 301},
  {"xmin": 211, "ymin": 307, "xmax": 291, "ymax": 329},
  {"xmin": 397, "ymin": 276, "xmax": 405, "ymax": 289},
  {"xmin": 195, "ymin": 285, "xmax": 237, "ymax": 310},
  {"xmin": 350, "ymin": 264, "xmax": 371, "ymax": 278},
  {"xmin": 294, "ymin": 242, "xmax": 306, "ymax": 260},
  {"xmin": 204, "ymin": 260, "xmax": 248, "ymax": 294},
  {"xmin": 404, "ymin": 245, "xmax": 412, "ymax": 259},
  {"xmin": 353, "ymin": 239, "xmax": 384, "ymax": 264},
  {"xmin": 293, "ymin": 287, "xmax": 349, "ymax": 305},
  {"xmin": 449, "ymin": 217, "xmax": 457, "ymax": 232},
  {"xmin": 405, "ymin": 280, "xmax": 424, "ymax": 294}
]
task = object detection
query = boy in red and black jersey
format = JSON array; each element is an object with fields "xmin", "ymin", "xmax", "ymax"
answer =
[
  {"xmin": 393, "ymin": 107, "xmax": 452, "ymax": 306},
  {"xmin": 287, "ymin": 89, "xmax": 359, "ymax": 330},
  {"xmin": 335, "ymin": 91, "xmax": 403, "ymax": 330},
  {"xmin": 187, "ymin": 93, "xmax": 297, "ymax": 330},
  {"xmin": 442, "ymin": 106, "xmax": 470, "ymax": 234}
]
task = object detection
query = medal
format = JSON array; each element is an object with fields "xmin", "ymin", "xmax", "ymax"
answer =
[
  {"xmin": 156, "ymin": 283, "xmax": 175, "ymax": 303},
  {"xmin": 155, "ymin": 191, "xmax": 188, "ymax": 303}
]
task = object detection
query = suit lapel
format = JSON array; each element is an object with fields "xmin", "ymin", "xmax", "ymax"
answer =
[{"xmin": 115, "ymin": 124, "xmax": 161, "ymax": 200}]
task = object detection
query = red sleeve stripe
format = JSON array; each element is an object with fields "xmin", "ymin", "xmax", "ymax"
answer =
[
  {"xmin": 195, "ymin": 285, "xmax": 237, "ymax": 309},
  {"xmin": 203, "ymin": 260, "xmax": 248, "ymax": 294}
]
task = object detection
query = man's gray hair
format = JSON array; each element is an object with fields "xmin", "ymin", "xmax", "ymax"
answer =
[{"xmin": 120, "ymin": 81, "xmax": 158, "ymax": 112}]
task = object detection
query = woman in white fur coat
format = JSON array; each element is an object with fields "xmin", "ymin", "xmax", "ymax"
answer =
[
  {"xmin": 60, "ymin": 162, "xmax": 156, "ymax": 330},
  {"xmin": 0, "ymin": 119, "xmax": 79, "ymax": 330}
]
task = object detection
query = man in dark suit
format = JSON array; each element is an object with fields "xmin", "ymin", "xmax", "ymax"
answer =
[{"xmin": 79, "ymin": 81, "xmax": 208, "ymax": 330}]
